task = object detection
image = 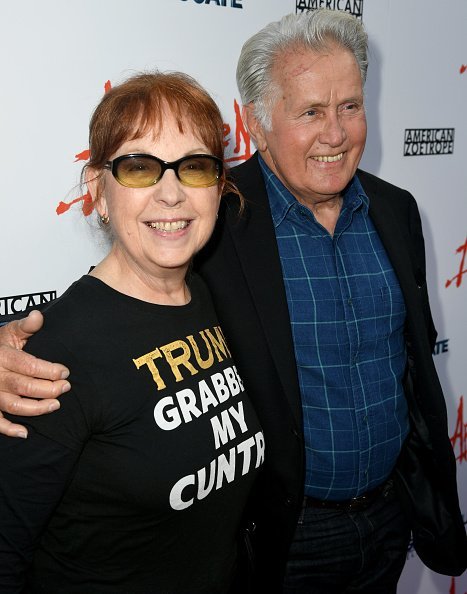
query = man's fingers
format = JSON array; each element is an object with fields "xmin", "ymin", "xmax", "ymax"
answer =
[
  {"xmin": 0, "ymin": 310, "xmax": 44, "ymax": 350},
  {"xmin": 0, "ymin": 368, "xmax": 70, "ymax": 399},
  {"xmin": 0, "ymin": 392, "xmax": 61, "ymax": 415},
  {"xmin": 0, "ymin": 391, "xmax": 63, "ymax": 438},
  {"xmin": 0, "ymin": 312, "xmax": 70, "ymax": 395},
  {"xmin": 0, "ymin": 347, "xmax": 69, "ymax": 383},
  {"xmin": 0, "ymin": 411, "xmax": 28, "ymax": 438},
  {"xmin": 0, "ymin": 311, "xmax": 69, "ymax": 388},
  {"xmin": 0, "ymin": 311, "xmax": 68, "ymax": 439},
  {"xmin": 0, "ymin": 397, "xmax": 61, "ymax": 438},
  {"xmin": 17, "ymin": 310, "xmax": 45, "ymax": 338}
]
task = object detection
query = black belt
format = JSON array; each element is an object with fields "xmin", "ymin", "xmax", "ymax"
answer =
[{"xmin": 303, "ymin": 479, "xmax": 393, "ymax": 512}]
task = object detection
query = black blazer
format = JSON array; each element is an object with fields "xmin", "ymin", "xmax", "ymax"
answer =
[{"xmin": 196, "ymin": 153, "xmax": 466, "ymax": 589}]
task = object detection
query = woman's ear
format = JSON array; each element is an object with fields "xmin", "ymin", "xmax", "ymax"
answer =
[{"xmin": 85, "ymin": 166, "xmax": 107, "ymax": 218}]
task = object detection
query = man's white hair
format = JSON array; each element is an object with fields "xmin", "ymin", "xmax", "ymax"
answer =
[{"xmin": 236, "ymin": 9, "xmax": 368, "ymax": 131}]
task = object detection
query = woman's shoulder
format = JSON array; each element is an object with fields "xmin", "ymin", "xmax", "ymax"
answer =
[
  {"xmin": 39, "ymin": 276, "xmax": 109, "ymax": 327},
  {"xmin": 24, "ymin": 276, "xmax": 115, "ymax": 359}
]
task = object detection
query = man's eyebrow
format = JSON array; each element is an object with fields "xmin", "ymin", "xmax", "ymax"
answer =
[{"xmin": 297, "ymin": 95, "xmax": 363, "ymax": 109}]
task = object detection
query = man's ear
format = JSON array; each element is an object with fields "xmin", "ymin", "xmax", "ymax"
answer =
[
  {"xmin": 243, "ymin": 103, "xmax": 268, "ymax": 152},
  {"xmin": 85, "ymin": 167, "xmax": 107, "ymax": 218}
]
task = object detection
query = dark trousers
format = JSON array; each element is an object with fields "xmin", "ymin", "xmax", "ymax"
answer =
[{"xmin": 282, "ymin": 481, "xmax": 411, "ymax": 594}]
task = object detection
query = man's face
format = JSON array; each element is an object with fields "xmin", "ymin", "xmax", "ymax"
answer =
[{"xmin": 249, "ymin": 44, "xmax": 367, "ymax": 208}]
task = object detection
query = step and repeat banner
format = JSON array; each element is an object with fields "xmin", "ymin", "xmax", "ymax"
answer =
[{"xmin": 1, "ymin": 1, "xmax": 466, "ymax": 591}]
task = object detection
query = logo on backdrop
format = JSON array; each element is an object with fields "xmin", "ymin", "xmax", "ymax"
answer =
[
  {"xmin": 179, "ymin": 0, "xmax": 243, "ymax": 8},
  {"xmin": 224, "ymin": 99, "xmax": 252, "ymax": 163},
  {"xmin": 460, "ymin": 64, "xmax": 466, "ymax": 74},
  {"xmin": 0, "ymin": 291, "xmax": 57, "ymax": 325},
  {"xmin": 451, "ymin": 395, "xmax": 467, "ymax": 464},
  {"xmin": 445, "ymin": 238, "xmax": 467, "ymax": 289},
  {"xmin": 55, "ymin": 82, "xmax": 251, "ymax": 218},
  {"xmin": 56, "ymin": 80, "xmax": 112, "ymax": 218},
  {"xmin": 433, "ymin": 339, "xmax": 449, "ymax": 356},
  {"xmin": 403, "ymin": 128, "xmax": 455, "ymax": 156},
  {"xmin": 449, "ymin": 576, "xmax": 467, "ymax": 594},
  {"xmin": 296, "ymin": 0, "xmax": 363, "ymax": 19}
]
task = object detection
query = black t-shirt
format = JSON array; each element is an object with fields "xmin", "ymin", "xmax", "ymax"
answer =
[{"xmin": 0, "ymin": 274, "xmax": 264, "ymax": 593}]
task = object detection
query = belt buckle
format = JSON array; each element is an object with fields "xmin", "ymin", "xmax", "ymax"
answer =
[
  {"xmin": 347, "ymin": 480, "xmax": 390, "ymax": 511},
  {"xmin": 347, "ymin": 494, "xmax": 369, "ymax": 512}
]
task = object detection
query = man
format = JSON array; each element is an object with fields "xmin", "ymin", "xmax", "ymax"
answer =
[{"xmin": 0, "ymin": 10, "xmax": 465, "ymax": 594}]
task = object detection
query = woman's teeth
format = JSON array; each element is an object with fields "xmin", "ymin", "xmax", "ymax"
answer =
[{"xmin": 146, "ymin": 220, "xmax": 189, "ymax": 231}]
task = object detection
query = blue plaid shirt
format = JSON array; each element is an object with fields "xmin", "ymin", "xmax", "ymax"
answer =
[{"xmin": 260, "ymin": 156, "xmax": 409, "ymax": 501}]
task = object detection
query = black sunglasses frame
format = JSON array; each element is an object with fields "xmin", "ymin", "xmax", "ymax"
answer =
[{"xmin": 104, "ymin": 153, "xmax": 224, "ymax": 188}]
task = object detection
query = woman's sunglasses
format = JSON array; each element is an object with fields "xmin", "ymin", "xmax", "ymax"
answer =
[{"xmin": 104, "ymin": 153, "xmax": 223, "ymax": 189}]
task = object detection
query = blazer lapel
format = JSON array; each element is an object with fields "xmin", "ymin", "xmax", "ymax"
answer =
[
  {"xmin": 361, "ymin": 171, "xmax": 422, "ymax": 316},
  {"xmin": 228, "ymin": 155, "xmax": 302, "ymax": 427}
]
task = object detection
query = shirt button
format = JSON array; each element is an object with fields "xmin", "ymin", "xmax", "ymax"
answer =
[{"xmin": 348, "ymin": 298, "xmax": 353, "ymax": 306}]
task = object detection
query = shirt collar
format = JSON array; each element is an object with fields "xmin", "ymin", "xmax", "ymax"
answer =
[{"xmin": 258, "ymin": 154, "xmax": 369, "ymax": 228}]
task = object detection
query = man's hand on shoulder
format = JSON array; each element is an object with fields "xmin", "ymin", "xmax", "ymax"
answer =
[{"xmin": 0, "ymin": 310, "xmax": 70, "ymax": 438}]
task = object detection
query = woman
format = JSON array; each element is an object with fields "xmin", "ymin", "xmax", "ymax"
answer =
[{"xmin": 0, "ymin": 72, "xmax": 263, "ymax": 593}]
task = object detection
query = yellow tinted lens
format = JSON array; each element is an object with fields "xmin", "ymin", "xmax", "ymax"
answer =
[
  {"xmin": 116, "ymin": 156, "xmax": 161, "ymax": 188},
  {"xmin": 178, "ymin": 157, "xmax": 219, "ymax": 187}
]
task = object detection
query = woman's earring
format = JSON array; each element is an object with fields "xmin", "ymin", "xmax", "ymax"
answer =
[{"xmin": 100, "ymin": 214, "xmax": 110, "ymax": 225}]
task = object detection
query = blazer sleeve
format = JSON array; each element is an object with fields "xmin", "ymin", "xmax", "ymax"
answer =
[{"xmin": 406, "ymin": 194, "xmax": 437, "ymax": 349}]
